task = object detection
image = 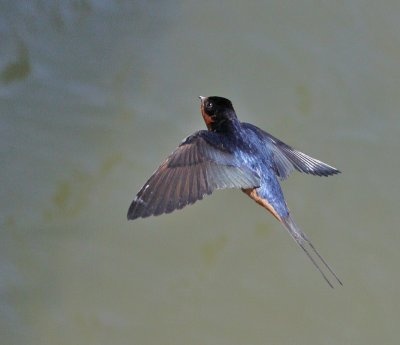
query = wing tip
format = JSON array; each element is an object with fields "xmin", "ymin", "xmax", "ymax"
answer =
[
  {"xmin": 127, "ymin": 213, "xmax": 138, "ymax": 220},
  {"xmin": 127, "ymin": 208, "xmax": 153, "ymax": 220},
  {"xmin": 322, "ymin": 167, "xmax": 341, "ymax": 177},
  {"xmin": 304, "ymin": 164, "xmax": 341, "ymax": 177},
  {"xmin": 127, "ymin": 204, "xmax": 140, "ymax": 220},
  {"xmin": 127, "ymin": 195, "xmax": 206, "ymax": 220},
  {"xmin": 127, "ymin": 199, "xmax": 148, "ymax": 220},
  {"xmin": 127, "ymin": 205, "xmax": 140, "ymax": 220}
]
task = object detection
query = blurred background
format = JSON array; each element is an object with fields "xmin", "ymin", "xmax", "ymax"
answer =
[{"xmin": 1, "ymin": 1, "xmax": 400, "ymax": 344}]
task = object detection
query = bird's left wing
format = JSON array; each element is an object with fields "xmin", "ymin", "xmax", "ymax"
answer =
[{"xmin": 127, "ymin": 130, "xmax": 260, "ymax": 220}]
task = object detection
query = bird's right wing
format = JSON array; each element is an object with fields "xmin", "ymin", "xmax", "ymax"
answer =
[
  {"xmin": 127, "ymin": 131, "xmax": 260, "ymax": 220},
  {"xmin": 242, "ymin": 123, "xmax": 340, "ymax": 180}
]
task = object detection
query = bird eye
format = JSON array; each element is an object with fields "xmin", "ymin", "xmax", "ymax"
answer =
[{"xmin": 206, "ymin": 101, "xmax": 213, "ymax": 110}]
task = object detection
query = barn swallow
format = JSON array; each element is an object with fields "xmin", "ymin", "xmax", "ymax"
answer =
[{"xmin": 127, "ymin": 96, "xmax": 342, "ymax": 287}]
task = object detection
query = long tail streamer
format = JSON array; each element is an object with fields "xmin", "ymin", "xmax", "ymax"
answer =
[{"xmin": 282, "ymin": 215, "xmax": 342, "ymax": 288}]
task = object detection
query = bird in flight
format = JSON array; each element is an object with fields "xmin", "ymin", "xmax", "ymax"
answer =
[{"xmin": 127, "ymin": 96, "xmax": 342, "ymax": 287}]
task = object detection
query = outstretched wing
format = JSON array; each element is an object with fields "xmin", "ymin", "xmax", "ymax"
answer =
[
  {"xmin": 127, "ymin": 131, "xmax": 260, "ymax": 220},
  {"xmin": 242, "ymin": 123, "xmax": 340, "ymax": 180}
]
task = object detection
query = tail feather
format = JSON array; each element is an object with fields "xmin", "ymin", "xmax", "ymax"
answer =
[{"xmin": 282, "ymin": 215, "xmax": 342, "ymax": 288}]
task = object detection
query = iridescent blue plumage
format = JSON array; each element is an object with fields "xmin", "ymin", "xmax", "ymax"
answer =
[
  {"xmin": 127, "ymin": 96, "xmax": 341, "ymax": 287},
  {"xmin": 232, "ymin": 124, "xmax": 290, "ymax": 219}
]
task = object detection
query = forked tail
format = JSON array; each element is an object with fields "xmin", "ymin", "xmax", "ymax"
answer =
[{"xmin": 282, "ymin": 215, "xmax": 342, "ymax": 288}]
